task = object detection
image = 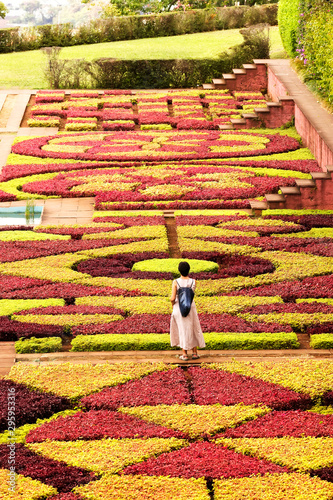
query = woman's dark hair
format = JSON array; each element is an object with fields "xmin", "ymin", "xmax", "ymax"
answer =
[{"xmin": 178, "ymin": 261, "xmax": 190, "ymax": 277}]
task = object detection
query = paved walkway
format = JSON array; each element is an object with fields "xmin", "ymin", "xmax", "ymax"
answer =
[
  {"xmin": 0, "ymin": 343, "xmax": 15, "ymax": 376},
  {"xmin": 1, "ymin": 66, "xmax": 333, "ymax": 372},
  {"xmin": 257, "ymin": 59, "xmax": 333, "ymax": 166}
]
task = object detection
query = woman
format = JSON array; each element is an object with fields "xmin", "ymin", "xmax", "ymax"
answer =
[{"xmin": 170, "ymin": 261, "xmax": 205, "ymax": 361}]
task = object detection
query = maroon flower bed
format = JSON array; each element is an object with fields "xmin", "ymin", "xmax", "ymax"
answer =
[
  {"xmin": 0, "ymin": 316, "xmax": 64, "ymax": 341},
  {"xmin": 307, "ymin": 324, "xmax": 333, "ymax": 335},
  {"xmin": 122, "ymin": 441, "xmax": 289, "ymax": 479},
  {"xmin": 11, "ymin": 132, "xmax": 300, "ymax": 162},
  {"xmin": 0, "ymin": 444, "xmax": 95, "ymax": 492},
  {"xmin": 0, "ymin": 238, "xmax": 144, "ymax": 263},
  {"xmin": 0, "ymin": 190, "xmax": 17, "ymax": 201},
  {"xmin": 71, "ymin": 314, "xmax": 169, "ymax": 336},
  {"xmin": 0, "ymin": 275, "xmax": 50, "ymax": 293},
  {"xmin": 311, "ymin": 467, "xmax": 333, "ymax": 483},
  {"xmin": 323, "ymin": 392, "xmax": 333, "ymax": 406},
  {"xmin": 264, "ymin": 214, "xmax": 333, "ymax": 229},
  {"xmin": 219, "ymin": 410, "xmax": 333, "ymax": 438},
  {"xmin": 15, "ymin": 305, "xmax": 125, "ymax": 316},
  {"xmin": 72, "ymin": 313, "xmax": 290, "ymax": 336},
  {"xmin": 80, "ymin": 368, "xmax": 191, "ymax": 410},
  {"xmin": 1, "ymin": 283, "xmax": 143, "ymax": 300},
  {"xmin": 26, "ymin": 410, "xmax": 186, "ymax": 443},
  {"xmin": 230, "ymin": 274, "xmax": 333, "ymax": 301},
  {"xmin": 0, "ymin": 379, "xmax": 70, "ymax": 430},
  {"xmin": 242, "ymin": 302, "xmax": 333, "ymax": 315},
  {"xmin": 181, "ymin": 252, "xmax": 275, "ymax": 279},
  {"xmin": 76, "ymin": 252, "xmax": 170, "ymax": 279},
  {"xmin": 92, "ymin": 216, "xmax": 165, "ymax": 226},
  {"xmin": 197, "ymin": 314, "xmax": 292, "ymax": 333},
  {"xmin": 189, "ymin": 367, "xmax": 311, "ymax": 410},
  {"xmin": 175, "ymin": 215, "xmax": 247, "ymax": 226},
  {"xmin": 49, "ymin": 495, "xmax": 84, "ymax": 500}
]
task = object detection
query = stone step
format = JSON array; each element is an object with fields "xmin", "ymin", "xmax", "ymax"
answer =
[
  {"xmin": 267, "ymin": 102, "xmax": 282, "ymax": 108},
  {"xmin": 230, "ymin": 118, "xmax": 246, "ymax": 126},
  {"xmin": 202, "ymin": 83, "xmax": 215, "ymax": 90},
  {"xmin": 280, "ymin": 186, "xmax": 301, "ymax": 195},
  {"xmin": 243, "ymin": 63, "xmax": 257, "ymax": 70},
  {"xmin": 232, "ymin": 68, "xmax": 247, "ymax": 75},
  {"xmin": 265, "ymin": 193, "xmax": 285, "ymax": 203},
  {"xmin": 212, "ymin": 78, "xmax": 226, "ymax": 88},
  {"xmin": 219, "ymin": 123, "xmax": 234, "ymax": 130},
  {"xmin": 325, "ymin": 164, "xmax": 333, "ymax": 173},
  {"xmin": 222, "ymin": 73, "xmax": 236, "ymax": 80},
  {"xmin": 311, "ymin": 172, "xmax": 331, "ymax": 180},
  {"xmin": 295, "ymin": 179, "xmax": 316, "ymax": 188}
]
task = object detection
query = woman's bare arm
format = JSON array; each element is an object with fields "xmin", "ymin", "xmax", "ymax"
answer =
[{"xmin": 170, "ymin": 280, "xmax": 177, "ymax": 305}]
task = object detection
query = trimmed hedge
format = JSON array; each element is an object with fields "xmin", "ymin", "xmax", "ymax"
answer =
[
  {"xmin": 15, "ymin": 336, "xmax": 63, "ymax": 354},
  {"xmin": 84, "ymin": 57, "xmax": 261, "ymax": 89},
  {"xmin": 0, "ymin": 5, "xmax": 277, "ymax": 54},
  {"xmin": 71, "ymin": 332, "xmax": 299, "ymax": 351},
  {"xmin": 310, "ymin": 334, "xmax": 333, "ymax": 350},
  {"xmin": 278, "ymin": 0, "xmax": 299, "ymax": 57}
]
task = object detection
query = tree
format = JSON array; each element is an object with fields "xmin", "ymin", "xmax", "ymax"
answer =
[
  {"xmin": 0, "ymin": 1, "xmax": 8, "ymax": 18},
  {"xmin": 20, "ymin": 0, "xmax": 58, "ymax": 24}
]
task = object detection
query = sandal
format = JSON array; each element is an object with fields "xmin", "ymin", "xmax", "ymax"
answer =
[
  {"xmin": 192, "ymin": 354, "xmax": 200, "ymax": 360},
  {"xmin": 178, "ymin": 355, "xmax": 189, "ymax": 361}
]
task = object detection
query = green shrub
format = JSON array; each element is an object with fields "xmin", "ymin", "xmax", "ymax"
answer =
[
  {"xmin": 15, "ymin": 336, "xmax": 63, "ymax": 354},
  {"xmin": 302, "ymin": 2, "xmax": 333, "ymax": 103},
  {"xmin": 219, "ymin": 23, "xmax": 270, "ymax": 69},
  {"xmin": 310, "ymin": 334, "xmax": 333, "ymax": 349},
  {"xmin": 71, "ymin": 332, "xmax": 299, "ymax": 351},
  {"xmin": 0, "ymin": 5, "xmax": 277, "ymax": 54},
  {"xmin": 278, "ymin": 0, "xmax": 299, "ymax": 57}
]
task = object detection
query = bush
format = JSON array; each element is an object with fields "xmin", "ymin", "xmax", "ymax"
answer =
[
  {"xmin": 310, "ymin": 334, "xmax": 333, "ymax": 349},
  {"xmin": 71, "ymin": 332, "xmax": 299, "ymax": 351},
  {"xmin": 0, "ymin": 5, "xmax": 278, "ymax": 54},
  {"xmin": 278, "ymin": 0, "xmax": 299, "ymax": 57},
  {"xmin": 15, "ymin": 336, "xmax": 63, "ymax": 354},
  {"xmin": 219, "ymin": 23, "xmax": 270, "ymax": 68}
]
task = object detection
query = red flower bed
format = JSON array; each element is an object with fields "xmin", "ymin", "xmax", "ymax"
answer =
[
  {"xmin": 80, "ymin": 368, "xmax": 191, "ymax": 410},
  {"xmin": 102, "ymin": 121, "xmax": 136, "ymax": 131},
  {"xmin": 122, "ymin": 441, "xmax": 289, "ymax": 478},
  {"xmin": 72, "ymin": 314, "xmax": 170, "ymax": 336},
  {"xmin": 26, "ymin": 410, "xmax": 185, "ymax": 442},
  {"xmin": 2, "ymin": 283, "xmax": 142, "ymax": 300},
  {"xmin": 76, "ymin": 252, "xmax": 169, "ymax": 279},
  {"xmin": 0, "ymin": 238, "xmax": 143, "ymax": 263},
  {"xmin": 264, "ymin": 215, "xmax": 333, "ymax": 228},
  {"xmin": 11, "ymin": 132, "xmax": 300, "ymax": 162},
  {"xmin": 197, "ymin": 314, "xmax": 291, "ymax": 333},
  {"xmin": 189, "ymin": 367, "xmax": 311, "ymax": 410},
  {"xmin": 0, "ymin": 275, "xmax": 49, "ymax": 293},
  {"xmin": 72, "ymin": 313, "xmax": 289, "ymax": 336},
  {"xmin": 0, "ymin": 316, "xmax": 64, "ymax": 341},
  {"xmin": 0, "ymin": 444, "xmax": 95, "ymax": 492},
  {"xmin": 219, "ymin": 410, "xmax": 333, "ymax": 438},
  {"xmin": 92, "ymin": 215, "xmax": 165, "ymax": 226},
  {"xmin": 0, "ymin": 379, "xmax": 70, "ymax": 430}
]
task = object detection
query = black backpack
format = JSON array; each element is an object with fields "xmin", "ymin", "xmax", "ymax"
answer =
[{"xmin": 177, "ymin": 279, "xmax": 194, "ymax": 317}]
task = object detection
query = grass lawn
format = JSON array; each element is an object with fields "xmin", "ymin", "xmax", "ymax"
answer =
[{"xmin": 0, "ymin": 26, "xmax": 286, "ymax": 89}]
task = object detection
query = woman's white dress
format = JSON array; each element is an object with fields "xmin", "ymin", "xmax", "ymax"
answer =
[{"xmin": 170, "ymin": 277, "xmax": 205, "ymax": 350}]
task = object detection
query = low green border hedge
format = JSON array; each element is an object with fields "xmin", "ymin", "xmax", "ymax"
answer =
[
  {"xmin": 15, "ymin": 337, "xmax": 63, "ymax": 354},
  {"xmin": 310, "ymin": 334, "xmax": 333, "ymax": 349},
  {"xmin": 71, "ymin": 332, "xmax": 299, "ymax": 351}
]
